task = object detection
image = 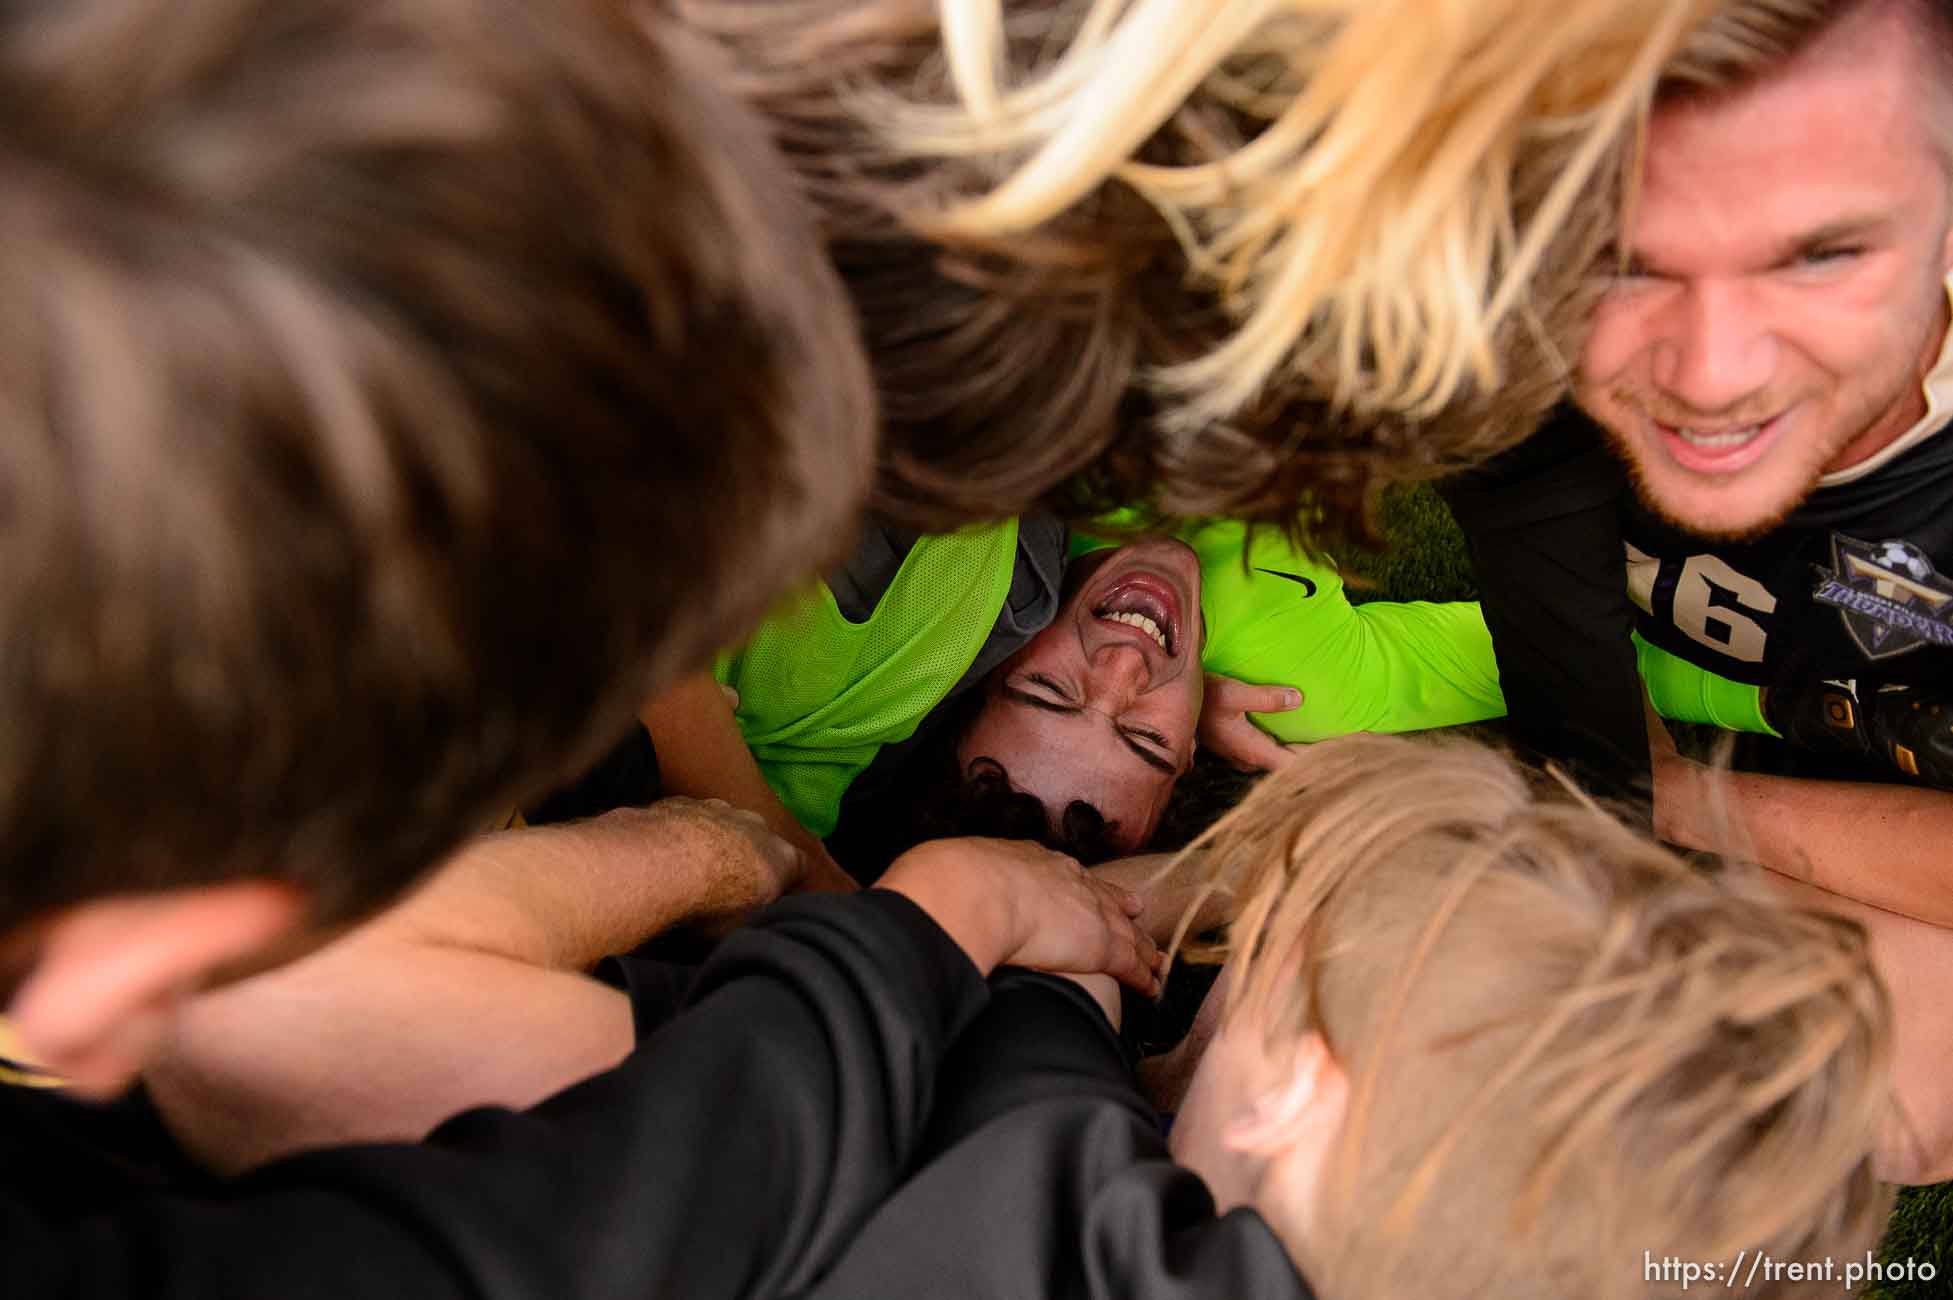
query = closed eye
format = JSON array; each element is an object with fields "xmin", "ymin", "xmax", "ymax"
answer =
[
  {"xmin": 1003, "ymin": 674, "xmax": 1080, "ymax": 715},
  {"xmin": 1795, "ymin": 244, "xmax": 1863, "ymax": 268},
  {"xmin": 1011, "ymin": 673, "xmax": 1178, "ymax": 774},
  {"xmin": 1026, "ymin": 673, "xmax": 1075, "ymax": 705},
  {"xmin": 1118, "ymin": 726, "xmax": 1176, "ymax": 774}
]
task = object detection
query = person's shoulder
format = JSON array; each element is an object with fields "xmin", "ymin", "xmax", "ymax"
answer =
[
  {"xmin": 1440, "ymin": 403, "xmax": 1628, "ymax": 526},
  {"xmin": 1799, "ymin": 417, "xmax": 1953, "ymax": 542}
]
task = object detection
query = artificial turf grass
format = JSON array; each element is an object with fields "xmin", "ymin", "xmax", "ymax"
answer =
[
  {"xmin": 1341, "ymin": 481, "xmax": 1953, "ymax": 1289},
  {"xmin": 1325, "ymin": 479, "xmax": 1480, "ymax": 605},
  {"xmin": 1864, "ymin": 1184, "xmax": 1953, "ymax": 1298}
]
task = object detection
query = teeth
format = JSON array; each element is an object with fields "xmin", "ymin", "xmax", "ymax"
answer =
[
  {"xmin": 1104, "ymin": 610, "xmax": 1168, "ymax": 650},
  {"xmin": 1676, "ymin": 424, "xmax": 1761, "ymax": 448}
]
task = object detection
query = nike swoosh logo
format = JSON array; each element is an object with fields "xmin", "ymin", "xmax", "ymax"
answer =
[{"xmin": 1255, "ymin": 567, "xmax": 1317, "ymax": 597}]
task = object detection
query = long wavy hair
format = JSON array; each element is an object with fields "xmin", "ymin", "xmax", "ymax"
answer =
[{"xmin": 673, "ymin": 0, "xmax": 1833, "ymax": 539}]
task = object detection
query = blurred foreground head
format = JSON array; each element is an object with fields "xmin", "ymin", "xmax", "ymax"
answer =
[
  {"xmin": 0, "ymin": 0, "xmax": 874, "ymax": 939},
  {"xmin": 682, "ymin": 0, "xmax": 1836, "ymax": 536},
  {"xmin": 1180, "ymin": 733, "xmax": 1891, "ymax": 1300}
]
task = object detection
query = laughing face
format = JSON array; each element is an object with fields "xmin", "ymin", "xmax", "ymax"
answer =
[
  {"xmin": 956, "ymin": 538, "xmax": 1206, "ymax": 853},
  {"xmin": 1575, "ymin": 0, "xmax": 1953, "ymax": 539}
]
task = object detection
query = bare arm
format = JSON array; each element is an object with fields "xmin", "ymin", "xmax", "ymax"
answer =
[
  {"xmin": 1091, "ymin": 851, "xmax": 1229, "ymax": 950},
  {"xmin": 642, "ymin": 671, "xmax": 859, "ymax": 891},
  {"xmin": 1647, "ymin": 699, "xmax": 1953, "ymax": 928},
  {"xmin": 150, "ymin": 836, "xmax": 1159, "ymax": 1175},
  {"xmin": 148, "ymin": 800, "xmax": 805, "ymax": 1171},
  {"xmin": 390, "ymin": 799, "xmax": 804, "ymax": 970}
]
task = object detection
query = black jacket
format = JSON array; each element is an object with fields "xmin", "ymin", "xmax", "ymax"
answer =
[
  {"xmin": 803, "ymin": 970, "xmax": 1316, "ymax": 1300},
  {"xmin": 2, "ymin": 891, "xmax": 983, "ymax": 1299}
]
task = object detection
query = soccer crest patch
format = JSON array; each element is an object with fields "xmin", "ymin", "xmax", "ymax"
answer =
[{"xmin": 1812, "ymin": 534, "xmax": 1953, "ymax": 661}]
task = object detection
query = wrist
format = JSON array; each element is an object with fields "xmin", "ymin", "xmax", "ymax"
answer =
[{"xmin": 881, "ymin": 844, "xmax": 1016, "ymax": 975}]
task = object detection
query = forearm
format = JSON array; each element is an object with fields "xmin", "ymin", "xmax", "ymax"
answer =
[
  {"xmin": 1655, "ymin": 758, "xmax": 1953, "ymax": 926},
  {"xmin": 387, "ymin": 803, "xmax": 785, "ymax": 970},
  {"xmin": 643, "ymin": 671, "xmax": 852, "ymax": 888},
  {"xmin": 644, "ymin": 672, "xmax": 798, "ymax": 840},
  {"xmin": 151, "ymin": 940, "xmax": 634, "ymax": 1173},
  {"xmin": 1092, "ymin": 852, "xmax": 1226, "ymax": 949},
  {"xmin": 152, "ymin": 801, "xmax": 786, "ymax": 1172},
  {"xmin": 148, "ymin": 893, "xmax": 991, "ymax": 1298}
]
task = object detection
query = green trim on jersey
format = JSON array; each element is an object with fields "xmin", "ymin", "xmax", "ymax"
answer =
[
  {"xmin": 1074, "ymin": 520, "xmax": 1507, "ymax": 740},
  {"xmin": 1633, "ymin": 632, "xmax": 1776, "ymax": 736},
  {"xmin": 715, "ymin": 521, "xmax": 1019, "ymax": 837}
]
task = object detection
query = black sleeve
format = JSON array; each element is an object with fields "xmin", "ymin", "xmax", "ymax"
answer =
[
  {"xmin": 1, "ymin": 890, "xmax": 986, "ymax": 1300},
  {"xmin": 803, "ymin": 971, "xmax": 1317, "ymax": 1300},
  {"xmin": 1439, "ymin": 409, "xmax": 1651, "ymax": 797},
  {"xmin": 921, "ymin": 969, "xmax": 1150, "ymax": 1148}
]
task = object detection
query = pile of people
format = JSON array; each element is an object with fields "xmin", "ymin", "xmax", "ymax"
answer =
[{"xmin": 3, "ymin": 0, "xmax": 1949, "ymax": 1297}]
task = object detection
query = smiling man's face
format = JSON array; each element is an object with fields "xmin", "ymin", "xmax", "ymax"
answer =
[
  {"xmin": 956, "ymin": 539, "xmax": 1205, "ymax": 853},
  {"xmin": 1575, "ymin": 0, "xmax": 1953, "ymax": 539}
]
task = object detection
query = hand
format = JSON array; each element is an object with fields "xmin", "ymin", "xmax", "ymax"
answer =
[
  {"xmin": 1198, "ymin": 675, "xmax": 1304, "ymax": 772},
  {"xmin": 638, "ymin": 796, "xmax": 806, "ymax": 916},
  {"xmin": 882, "ymin": 838, "xmax": 1164, "ymax": 994}
]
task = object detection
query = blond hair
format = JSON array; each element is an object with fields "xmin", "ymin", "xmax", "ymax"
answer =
[
  {"xmin": 677, "ymin": 0, "xmax": 1834, "ymax": 538},
  {"xmin": 873, "ymin": 0, "xmax": 1716, "ymax": 433},
  {"xmin": 1178, "ymin": 734, "xmax": 1891, "ymax": 1300}
]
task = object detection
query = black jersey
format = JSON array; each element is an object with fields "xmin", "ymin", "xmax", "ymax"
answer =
[
  {"xmin": 1616, "ymin": 414, "xmax": 1953, "ymax": 692},
  {"xmin": 1438, "ymin": 412, "xmax": 1651, "ymax": 790}
]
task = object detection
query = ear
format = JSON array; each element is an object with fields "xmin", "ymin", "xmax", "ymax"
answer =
[
  {"xmin": 4, "ymin": 880, "xmax": 302, "ymax": 1098},
  {"xmin": 1225, "ymin": 1030, "xmax": 1347, "ymax": 1153},
  {"xmin": 1230, "ymin": 1031, "xmax": 1351, "ymax": 1245}
]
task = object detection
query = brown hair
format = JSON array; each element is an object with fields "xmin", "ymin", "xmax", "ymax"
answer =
[
  {"xmin": 1179, "ymin": 734, "xmax": 1892, "ymax": 1300},
  {"xmin": 679, "ymin": 0, "xmax": 1850, "ymax": 542},
  {"xmin": 1654, "ymin": 0, "xmax": 1953, "ymax": 162},
  {"xmin": 0, "ymin": 0, "xmax": 875, "ymax": 933}
]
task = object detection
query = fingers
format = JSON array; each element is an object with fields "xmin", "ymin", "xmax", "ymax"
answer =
[
  {"xmin": 1205, "ymin": 674, "xmax": 1303, "ymax": 716},
  {"xmin": 1197, "ymin": 677, "xmax": 1303, "ymax": 773},
  {"xmin": 884, "ymin": 837, "xmax": 1162, "ymax": 985},
  {"xmin": 760, "ymin": 836, "xmax": 806, "ymax": 894},
  {"xmin": 1202, "ymin": 714, "xmax": 1298, "ymax": 773},
  {"xmin": 1086, "ymin": 873, "xmax": 1163, "ymax": 996},
  {"xmin": 1235, "ymin": 727, "xmax": 1300, "ymax": 773}
]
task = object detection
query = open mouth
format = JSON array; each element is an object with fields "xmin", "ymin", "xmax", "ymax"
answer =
[
  {"xmin": 1092, "ymin": 576, "xmax": 1181, "ymax": 656},
  {"xmin": 1654, "ymin": 410, "xmax": 1784, "ymax": 473},
  {"xmin": 1675, "ymin": 425, "xmax": 1762, "ymax": 448}
]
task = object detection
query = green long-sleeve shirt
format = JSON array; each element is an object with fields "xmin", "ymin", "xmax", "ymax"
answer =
[{"xmin": 726, "ymin": 519, "xmax": 1774, "ymax": 836}]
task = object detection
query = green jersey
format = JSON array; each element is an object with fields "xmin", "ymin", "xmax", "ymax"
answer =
[
  {"xmin": 722, "ymin": 516, "xmax": 1767, "ymax": 839},
  {"xmin": 1076, "ymin": 521, "xmax": 1507, "ymax": 741},
  {"xmin": 714, "ymin": 521, "xmax": 1018, "ymax": 836}
]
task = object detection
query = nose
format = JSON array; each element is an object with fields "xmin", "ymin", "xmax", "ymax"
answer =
[
  {"xmin": 1650, "ymin": 279, "xmax": 1775, "ymax": 416},
  {"xmin": 1084, "ymin": 642, "xmax": 1150, "ymax": 710}
]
